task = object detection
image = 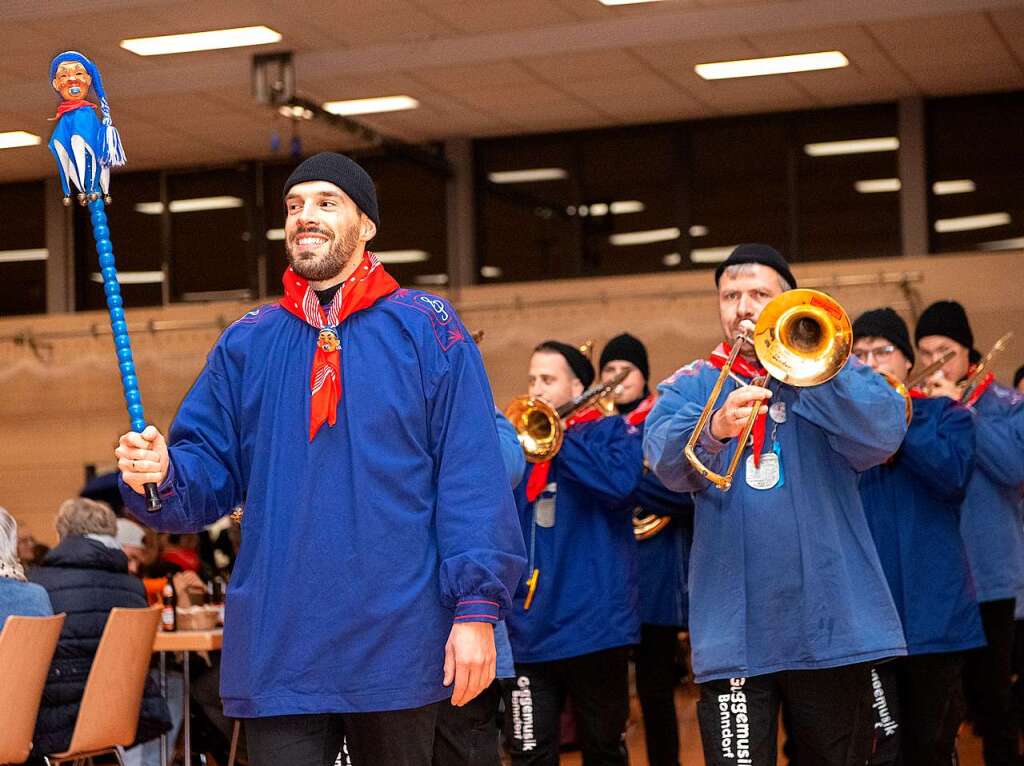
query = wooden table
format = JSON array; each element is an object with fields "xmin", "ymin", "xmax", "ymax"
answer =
[{"xmin": 152, "ymin": 628, "xmax": 223, "ymax": 766}]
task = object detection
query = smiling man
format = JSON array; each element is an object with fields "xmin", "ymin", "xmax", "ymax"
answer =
[{"xmin": 115, "ymin": 152, "xmax": 526, "ymax": 766}]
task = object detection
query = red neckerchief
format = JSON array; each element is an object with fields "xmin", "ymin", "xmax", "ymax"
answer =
[
  {"xmin": 709, "ymin": 341, "xmax": 769, "ymax": 467},
  {"xmin": 279, "ymin": 252, "xmax": 399, "ymax": 440},
  {"xmin": 963, "ymin": 365, "xmax": 995, "ymax": 408},
  {"xmin": 526, "ymin": 407, "xmax": 604, "ymax": 502},
  {"xmin": 625, "ymin": 392, "xmax": 657, "ymax": 426},
  {"xmin": 54, "ymin": 99, "xmax": 96, "ymax": 119},
  {"xmin": 908, "ymin": 388, "xmax": 927, "ymax": 400}
]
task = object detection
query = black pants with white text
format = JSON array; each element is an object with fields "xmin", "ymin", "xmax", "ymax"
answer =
[
  {"xmin": 697, "ymin": 664, "xmax": 874, "ymax": 766},
  {"xmin": 505, "ymin": 646, "xmax": 631, "ymax": 766}
]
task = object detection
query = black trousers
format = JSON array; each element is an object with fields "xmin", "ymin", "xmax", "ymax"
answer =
[
  {"xmin": 433, "ymin": 681, "xmax": 502, "ymax": 766},
  {"xmin": 697, "ymin": 664, "xmax": 874, "ymax": 766},
  {"xmin": 504, "ymin": 646, "xmax": 631, "ymax": 766},
  {"xmin": 245, "ymin": 702, "xmax": 441, "ymax": 766},
  {"xmin": 635, "ymin": 624, "xmax": 683, "ymax": 766},
  {"xmin": 869, "ymin": 654, "xmax": 966, "ymax": 766},
  {"xmin": 964, "ymin": 598, "xmax": 1020, "ymax": 766}
]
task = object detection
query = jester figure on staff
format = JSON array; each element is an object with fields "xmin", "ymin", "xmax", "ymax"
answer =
[
  {"xmin": 48, "ymin": 50, "xmax": 126, "ymax": 206},
  {"xmin": 48, "ymin": 51, "xmax": 160, "ymax": 511}
]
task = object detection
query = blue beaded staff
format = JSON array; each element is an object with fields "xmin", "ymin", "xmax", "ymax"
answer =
[{"xmin": 48, "ymin": 51, "xmax": 160, "ymax": 511}]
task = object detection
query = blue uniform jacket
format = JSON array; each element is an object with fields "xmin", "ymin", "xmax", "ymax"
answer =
[
  {"xmin": 120, "ymin": 290, "xmax": 526, "ymax": 716},
  {"xmin": 858, "ymin": 395, "xmax": 985, "ymax": 654},
  {"xmin": 644, "ymin": 357, "xmax": 908, "ymax": 683},
  {"xmin": 494, "ymin": 408, "xmax": 527, "ymax": 678},
  {"xmin": 630, "ymin": 426, "xmax": 694, "ymax": 628},
  {"xmin": 505, "ymin": 415, "xmax": 643, "ymax": 663},
  {"xmin": 960, "ymin": 382, "xmax": 1024, "ymax": 603}
]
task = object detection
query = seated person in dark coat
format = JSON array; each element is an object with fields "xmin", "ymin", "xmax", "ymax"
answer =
[{"xmin": 28, "ymin": 497, "xmax": 171, "ymax": 758}]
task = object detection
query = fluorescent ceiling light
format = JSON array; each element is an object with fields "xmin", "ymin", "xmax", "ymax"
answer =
[
  {"xmin": 610, "ymin": 227, "xmax": 680, "ymax": 246},
  {"xmin": 480, "ymin": 265, "xmax": 503, "ymax": 278},
  {"xmin": 121, "ymin": 26, "xmax": 282, "ymax": 56},
  {"xmin": 0, "ymin": 248, "xmax": 47, "ymax": 263},
  {"xmin": 135, "ymin": 196, "xmax": 244, "ymax": 215},
  {"xmin": 599, "ymin": 0, "xmax": 666, "ymax": 5},
  {"xmin": 855, "ymin": 178, "xmax": 901, "ymax": 194},
  {"xmin": 689, "ymin": 225, "xmax": 709, "ymax": 238},
  {"xmin": 589, "ymin": 203, "xmax": 609, "ymax": 217},
  {"xmin": 0, "ymin": 131, "xmax": 41, "ymax": 149},
  {"xmin": 322, "ymin": 95, "xmax": 419, "ymax": 116},
  {"xmin": 266, "ymin": 228, "xmax": 285, "ymax": 241},
  {"xmin": 90, "ymin": 270, "xmax": 165, "ymax": 284},
  {"xmin": 696, "ymin": 51, "xmax": 848, "ymax": 81},
  {"xmin": 414, "ymin": 273, "xmax": 449, "ymax": 286},
  {"xmin": 375, "ymin": 250, "xmax": 429, "ymax": 264},
  {"xmin": 933, "ymin": 179, "xmax": 976, "ymax": 196},
  {"xmin": 804, "ymin": 137, "xmax": 899, "ymax": 157},
  {"xmin": 977, "ymin": 237, "xmax": 1024, "ymax": 251},
  {"xmin": 610, "ymin": 200, "xmax": 644, "ymax": 214},
  {"xmin": 690, "ymin": 246, "xmax": 737, "ymax": 264},
  {"xmin": 488, "ymin": 168, "xmax": 567, "ymax": 184},
  {"xmin": 662, "ymin": 253, "xmax": 682, "ymax": 267},
  {"xmin": 934, "ymin": 213, "xmax": 1010, "ymax": 234}
]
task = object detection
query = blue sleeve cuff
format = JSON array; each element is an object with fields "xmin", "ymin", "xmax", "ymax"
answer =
[
  {"xmin": 698, "ymin": 410, "xmax": 730, "ymax": 454},
  {"xmin": 453, "ymin": 597, "xmax": 501, "ymax": 623}
]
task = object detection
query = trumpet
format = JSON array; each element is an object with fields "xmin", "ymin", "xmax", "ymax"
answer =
[
  {"xmin": 879, "ymin": 370, "xmax": 913, "ymax": 425},
  {"xmin": 684, "ymin": 289, "xmax": 852, "ymax": 490},
  {"xmin": 907, "ymin": 349, "xmax": 955, "ymax": 390},
  {"xmin": 961, "ymin": 332, "xmax": 1013, "ymax": 403},
  {"xmin": 505, "ymin": 368, "xmax": 629, "ymax": 463}
]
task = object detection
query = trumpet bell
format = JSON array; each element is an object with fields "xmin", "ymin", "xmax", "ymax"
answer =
[
  {"xmin": 633, "ymin": 509, "xmax": 671, "ymax": 540},
  {"xmin": 753, "ymin": 289, "xmax": 852, "ymax": 387},
  {"xmin": 504, "ymin": 395, "xmax": 564, "ymax": 463}
]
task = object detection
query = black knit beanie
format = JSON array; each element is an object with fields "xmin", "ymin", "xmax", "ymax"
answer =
[
  {"xmin": 535, "ymin": 340, "xmax": 595, "ymax": 388},
  {"xmin": 714, "ymin": 243, "xmax": 797, "ymax": 289},
  {"xmin": 599, "ymin": 333, "xmax": 650, "ymax": 382},
  {"xmin": 915, "ymin": 300, "xmax": 974, "ymax": 351},
  {"xmin": 284, "ymin": 152, "xmax": 380, "ymax": 231},
  {"xmin": 853, "ymin": 308, "xmax": 915, "ymax": 365}
]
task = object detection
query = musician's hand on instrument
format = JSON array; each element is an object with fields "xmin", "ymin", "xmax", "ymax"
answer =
[
  {"xmin": 923, "ymin": 373, "xmax": 962, "ymax": 400},
  {"xmin": 710, "ymin": 385, "xmax": 772, "ymax": 440},
  {"xmin": 444, "ymin": 622, "xmax": 496, "ymax": 706},
  {"xmin": 116, "ymin": 425, "xmax": 169, "ymax": 494}
]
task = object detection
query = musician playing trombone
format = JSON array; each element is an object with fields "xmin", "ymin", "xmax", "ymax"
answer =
[
  {"xmin": 852, "ymin": 308, "xmax": 984, "ymax": 766},
  {"xmin": 915, "ymin": 300, "xmax": 1024, "ymax": 766},
  {"xmin": 643, "ymin": 244, "xmax": 908, "ymax": 766},
  {"xmin": 503, "ymin": 341, "xmax": 642, "ymax": 766}
]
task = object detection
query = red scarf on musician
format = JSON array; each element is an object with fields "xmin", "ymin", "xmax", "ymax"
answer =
[
  {"xmin": 625, "ymin": 392, "xmax": 656, "ymax": 427},
  {"xmin": 526, "ymin": 407, "xmax": 604, "ymax": 502},
  {"xmin": 279, "ymin": 252, "xmax": 399, "ymax": 440},
  {"xmin": 709, "ymin": 342, "xmax": 769, "ymax": 467},
  {"xmin": 962, "ymin": 365, "xmax": 995, "ymax": 408}
]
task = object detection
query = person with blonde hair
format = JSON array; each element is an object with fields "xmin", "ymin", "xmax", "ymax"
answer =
[{"xmin": 0, "ymin": 505, "xmax": 52, "ymax": 626}]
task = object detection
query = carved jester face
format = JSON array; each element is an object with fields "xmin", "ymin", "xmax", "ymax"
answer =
[{"xmin": 52, "ymin": 60, "xmax": 92, "ymax": 101}]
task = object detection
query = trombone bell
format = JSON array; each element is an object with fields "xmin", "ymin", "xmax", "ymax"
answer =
[{"xmin": 504, "ymin": 396, "xmax": 564, "ymax": 464}]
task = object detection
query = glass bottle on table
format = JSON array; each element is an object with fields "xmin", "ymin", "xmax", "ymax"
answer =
[{"xmin": 161, "ymin": 579, "xmax": 177, "ymax": 632}]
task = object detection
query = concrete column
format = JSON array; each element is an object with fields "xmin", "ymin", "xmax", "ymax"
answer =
[
  {"xmin": 44, "ymin": 178, "xmax": 74, "ymax": 313},
  {"xmin": 445, "ymin": 138, "xmax": 475, "ymax": 299},
  {"xmin": 898, "ymin": 96, "xmax": 929, "ymax": 257}
]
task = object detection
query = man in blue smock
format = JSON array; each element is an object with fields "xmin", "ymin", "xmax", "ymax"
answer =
[
  {"xmin": 599, "ymin": 333, "xmax": 693, "ymax": 766},
  {"xmin": 915, "ymin": 300, "xmax": 1024, "ymax": 766},
  {"xmin": 644, "ymin": 244, "xmax": 908, "ymax": 766},
  {"xmin": 504, "ymin": 341, "xmax": 642, "ymax": 765},
  {"xmin": 116, "ymin": 153, "xmax": 526, "ymax": 766},
  {"xmin": 852, "ymin": 308, "xmax": 984, "ymax": 766}
]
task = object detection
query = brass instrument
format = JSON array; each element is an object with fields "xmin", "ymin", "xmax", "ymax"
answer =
[
  {"xmin": 907, "ymin": 349, "xmax": 955, "ymax": 390},
  {"xmin": 684, "ymin": 289, "xmax": 852, "ymax": 490},
  {"xmin": 880, "ymin": 370, "xmax": 913, "ymax": 425},
  {"xmin": 960, "ymin": 332, "xmax": 1013, "ymax": 403},
  {"xmin": 633, "ymin": 509, "xmax": 672, "ymax": 540},
  {"xmin": 505, "ymin": 368, "xmax": 630, "ymax": 463}
]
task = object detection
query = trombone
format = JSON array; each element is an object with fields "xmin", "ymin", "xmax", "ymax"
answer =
[
  {"xmin": 960, "ymin": 332, "xmax": 1013, "ymax": 403},
  {"xmin": 505, "ymin": 368, "xmax": 630, "ymax": 463},
  {"xmin": 684, "ymin": 289, "xmax": 852, "ymax": 490}
]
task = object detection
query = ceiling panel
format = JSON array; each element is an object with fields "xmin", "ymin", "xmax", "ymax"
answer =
[{"xmin": 423, "ymin": 0, "xmax": 579, "ymax": 34}]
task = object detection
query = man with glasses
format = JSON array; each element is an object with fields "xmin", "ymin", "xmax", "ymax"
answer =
[
  {"xmin": 853, "ymin": 308, "xmax": 984, "ymax": 766},
  {"xmin": 916, "ymin": 300, "xmax": 1024, "ymax": 766}
]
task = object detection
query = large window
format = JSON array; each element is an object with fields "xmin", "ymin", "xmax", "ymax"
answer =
[
  {"xmin": 475, "ymin": 103, "xmax": 902, "ymax": 282},
  {"xmin": 927, "ymin": 91, "xmax": 1024, "ymax": 254},
  {"xmin": 0, "ymin": 182, "xmax": 46, "ymax": 316}
]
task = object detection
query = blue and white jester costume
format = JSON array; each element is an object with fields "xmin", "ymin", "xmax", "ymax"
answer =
[{"xmin": 48, "ymin": 51, "xmax": 126, "ymax": 204}]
